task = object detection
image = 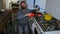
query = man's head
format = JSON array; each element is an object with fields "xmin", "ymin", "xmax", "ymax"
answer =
[{"xmin": 20, "ymin": 1, "xmax": 27, "ymax": 9}]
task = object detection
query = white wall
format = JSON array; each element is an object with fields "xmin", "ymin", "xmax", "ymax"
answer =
[
  {"xmin": 45, "ymin": 0, "xmax": 60, "ymax": 20},
  {"xmin": 6, "ymin": 0, "xmax": 10, "ymax": 9}
]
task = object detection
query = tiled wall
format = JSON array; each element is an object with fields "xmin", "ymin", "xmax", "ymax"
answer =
[
  {"xmin": 45, "ymin": 0, "xmax": 60, "ymax": 20},
  {"xmin": 26, "ymin": 0, "xmax": 46, "ymax": 12},
  {"xmin": 35, "ymin": 0, "xmax": 46, "ymax": 12},
  {"xmin": 26, "ymin": 0, "xmax": 34, "ymax": 9}
]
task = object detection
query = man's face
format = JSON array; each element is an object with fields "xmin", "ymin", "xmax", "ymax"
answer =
[{"xmin": 21, "ymin": 3, "xmax": 27, "ymax": 9}]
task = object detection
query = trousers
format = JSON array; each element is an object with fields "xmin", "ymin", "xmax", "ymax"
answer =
[{"xmin": 18, "ymin": 24, "xmax": 29, "ymax": 34}]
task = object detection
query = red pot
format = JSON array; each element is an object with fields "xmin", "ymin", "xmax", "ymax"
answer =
[
  {"xmin": 28, "ymin": 13, "xmax": 35, "ymax": 18},
  {"xmin": 36, "ymin": 14, "xmax": 42, "ymax": 16}
]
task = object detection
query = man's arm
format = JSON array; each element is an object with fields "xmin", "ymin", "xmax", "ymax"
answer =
[{"xmin": 17, "ymin": 9, "xmax": 33, "ymax": 20}]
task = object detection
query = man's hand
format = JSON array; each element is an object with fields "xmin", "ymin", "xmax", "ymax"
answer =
[{"xmin": 25, "ymin": 13, "xmax": 31, "ymax": 16}]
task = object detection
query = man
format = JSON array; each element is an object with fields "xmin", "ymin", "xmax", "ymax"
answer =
[{"xmin": 17, "ymin": 1, "xmax": 31, "ymax": 34}]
